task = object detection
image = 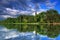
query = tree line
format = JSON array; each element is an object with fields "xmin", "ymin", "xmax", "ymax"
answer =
[
  {"xmin": 0, "ymin": 9, "xmax": 60, "ymax": 38},
  {"xmin": 0, "ymin": 9, "xmax": 60, "ymax": 24}
]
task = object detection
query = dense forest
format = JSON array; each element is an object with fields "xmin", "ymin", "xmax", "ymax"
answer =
[{"xmin": 0, "ymin": 9, "xmax": 60, "ymax": 24}]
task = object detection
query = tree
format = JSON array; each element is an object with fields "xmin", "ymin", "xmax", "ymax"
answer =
[
  {"xmin": 46, "ymin": 9, "xmax": 59, "ymax": 23},
  {"xmin": 30, "ymin": 0, "xmax": 47, "ymax": 23}
]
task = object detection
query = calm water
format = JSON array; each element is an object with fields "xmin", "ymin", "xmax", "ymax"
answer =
[{"xmin": 0, "ymin": 24, "xmax": 60, "ymax": 40}]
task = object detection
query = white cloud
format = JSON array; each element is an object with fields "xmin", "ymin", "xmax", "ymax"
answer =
[
  {"xmin": 0, "ymin": 27, "xmax": 9, "ymax": 32},
  {"xmin": 48, "ymin": 38, "xmax": 56, "ymax": 40},
  {"xmin": 5, "ymin": 8, "xmax": 34, "ymax": 15},
  {"xmin": 5, "ymin": 30, "xmax": 19, "ymax": 39},
  {"xmin": 32, "ymin": 9, "xmax": 47, "ymax": 16},
  {"xmin": 0, "ymin": 26, "xmax": 20, "ymax": 39},
  {"xmin": 6, "ymin": 8, "xmax": 20, "ymax": 15},
  {"xmin": 39, "ymin": 9, "xmax": 47, "ymax": 12},
  {"xmin": 2, "ymin": 15, "xmax": 12, "ymax": 18},
  {"xmin": 0, "ymin": 8, "xmax": 34, "ymax": 19},
  {"xmin": 40, "ymin": 35, "xmax": 47, "ymax": 37},
  {"xmin": 0, "ymin": 8, "xmax": 47, "ymax": 19},
  {"xmin": 7, "ymin": 8, "xmax": 47, "ymax": 15},
  {"xmin": 0, "ymin": 15, "xmax": 17, "ymax": 19},
  {"xmin": 46, "ymin": 0, "xmax": 57, "ymax": 9}
]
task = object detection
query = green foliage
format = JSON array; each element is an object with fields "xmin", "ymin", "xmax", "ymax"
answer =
[
  {"xmin": 0, "ymin": 9, "xmax": 60, "ymax": 38},
  {"xmin": 0, "ymin": 9, "xmax": 60, "ymax": 23}
]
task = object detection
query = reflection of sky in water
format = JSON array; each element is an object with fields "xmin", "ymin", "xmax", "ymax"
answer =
[{"xmin": 0, "ymin": 26, "xmax": 60, "ymax": 40}]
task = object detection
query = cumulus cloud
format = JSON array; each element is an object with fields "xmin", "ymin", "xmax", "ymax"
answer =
[
  {"xmin": 0, "ymin": 0, "xmax": 30, "ymax": 10},
  {"xmin": 0, "ymin": 7, "xmax": 47, "ymax": 20},
  {"xmin": 0, "ymin": 0, "xmax": 48, "ymax": 20},
  {"xmin": 5, "ymin": 8, "xmax": 34, "ymax": 15},
  {"xmin": 46, "ymin": 0, "xmax": 57, "ymax": 9},
  {"xmin": 0, "ymin": 15, "xmax": 17, "ymax": 19},
  {"xmin": 5, "ymin": 8, "xmax": 20, "ymax": 15},
  {"xmin": 6, "ymin": 8, "xmax": 47, "ymax": 16},
  {"xmin": 0, "ymin": 8, "xmax": 34, "ymax": 19}
]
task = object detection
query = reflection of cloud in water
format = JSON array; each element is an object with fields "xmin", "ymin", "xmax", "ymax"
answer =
[
  {"xmin": 0, "ymin": 26, "xmax": 9, "ymax": 31},
  {"xmin": 0, "ymin": 26, "xmax": 58, "ymax": 40}
]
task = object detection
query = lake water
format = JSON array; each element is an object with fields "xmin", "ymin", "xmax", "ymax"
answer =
[{"xmin": 0, "ymin": 24, "xmax": 60, "ymax": 40}]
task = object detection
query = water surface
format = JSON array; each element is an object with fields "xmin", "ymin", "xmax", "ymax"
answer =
[{"xmin": 0, "ymin": 24, "xmax": 60, "ymax": 40}]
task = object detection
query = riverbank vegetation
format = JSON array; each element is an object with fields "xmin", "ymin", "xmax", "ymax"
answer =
[
  {"xmin": 0, "ymin": 9, "xmax": 60, "ymax": 24},
  {"xmin": 0, "ymin": 9, "xmax": 60, "ymax": 38}
]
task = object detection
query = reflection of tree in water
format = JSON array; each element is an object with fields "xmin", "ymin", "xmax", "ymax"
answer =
[
  {"xmin": 46, "ymin": 24, "xmax": 60, "ymax": 38},
  {"xmin": 37, "ymin": 24, "xmax": 60, "ymax": 38},
  {"xmin": 2, "ymin": 24, "xmax": 60, "ymax": 38}
]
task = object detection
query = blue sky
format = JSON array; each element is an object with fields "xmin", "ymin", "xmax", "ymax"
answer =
[
  {"xmin": 0, "ymin": 0, "xmax": 60, "ymax": 19},
  {"xmin": 0, "ymin": 0, "xmax": 60, "ymax": 40}
]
